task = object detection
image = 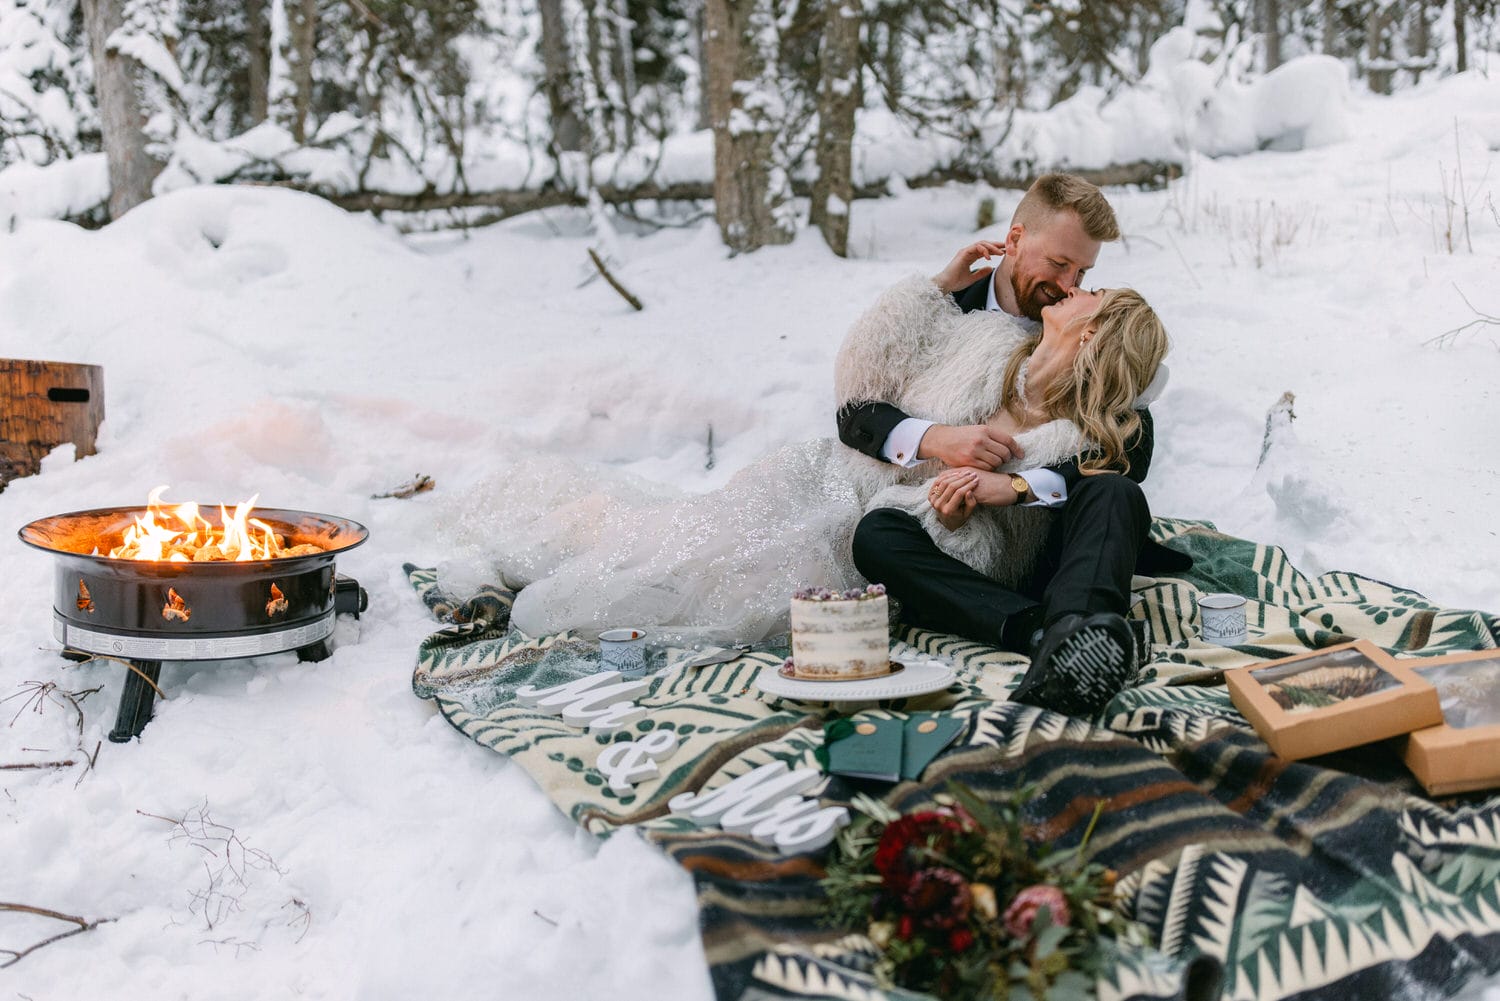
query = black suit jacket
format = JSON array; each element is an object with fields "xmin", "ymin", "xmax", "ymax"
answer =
[{"xmin": 836, "ymin": 274, "xmax": 1189, "ymax": 574}]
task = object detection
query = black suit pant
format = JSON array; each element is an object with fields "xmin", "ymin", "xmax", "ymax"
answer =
[{"xmin": 851, "ymin": 474, "xmax": 1150, "ymax": 651}]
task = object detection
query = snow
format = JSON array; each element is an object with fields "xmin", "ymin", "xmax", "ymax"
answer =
[
  {"xmin": 1250, "ymin": 56, "xmax": 1352, "ymax": 152},
  {"xmin": 2, "ymin": 74, "xmax": 1500, "ymax": 998},
  {"xmin": 0, "ymin": 152, "xmax": 108, "ymax": 222},
  {"xmin": 106, "ymin": 29, "xmax": 187, "ymax": 98}
]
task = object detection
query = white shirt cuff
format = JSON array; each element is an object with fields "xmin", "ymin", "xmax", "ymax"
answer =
[
  {"xmin": 881, "ymin": 418, "xmax": 935, "ymax": 467},
  {"xmin": 1018, "ymin": 468, "xmax": 1067, "ymax": 507}
]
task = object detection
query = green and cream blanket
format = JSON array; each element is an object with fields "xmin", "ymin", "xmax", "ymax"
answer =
[{"xmin": 408, "ymin": 518, "xmax": 1500, "ymax": 1001}]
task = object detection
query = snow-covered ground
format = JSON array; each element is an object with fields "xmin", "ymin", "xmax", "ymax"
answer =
[{"xmin": 2, "ymin": 73, "xmax": 1498, "ymax": 999}]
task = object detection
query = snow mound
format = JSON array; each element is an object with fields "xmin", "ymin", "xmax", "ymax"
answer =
[{"xmin": 1191, "ymin": 55, "xmax": 1352, "ymax": 156}]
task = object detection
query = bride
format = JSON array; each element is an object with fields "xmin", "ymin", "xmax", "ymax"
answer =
[{"xmin": 464, "ymin": 269, "xmax": 1169, "ymax": 646}]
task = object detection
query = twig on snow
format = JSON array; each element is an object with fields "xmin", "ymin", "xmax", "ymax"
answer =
[
  {"xmin": 1426, "ymin": 284, "xmax": 1500, "ymax": 348},
  {"xmin": 587, "ymin": 247, "xmax": 644, "ymax": 311},
  {"xmin": 0, "ymin": 902, "xmax": 115, "ymax": 969},
  {"xmin": 0, "ymin": 760, "xmax": 76, "ymax": 771}
]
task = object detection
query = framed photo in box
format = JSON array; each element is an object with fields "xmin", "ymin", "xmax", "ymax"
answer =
[
  {"xmin": 1402, "ymin": 650, "xmax": 1500, "ymax": 796},
  {"xmin": 1225, "ymin": 639, "xmax": 1443, "ymax": 761}
]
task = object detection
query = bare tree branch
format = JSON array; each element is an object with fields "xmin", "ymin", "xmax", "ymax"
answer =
[
  {"xmin": 1426, "ymin": 283, "xmax": 1500, "ymax": 348},
  {"xmin": 0, "ymin": 903, "xmax": 114, "ymax": 969}
]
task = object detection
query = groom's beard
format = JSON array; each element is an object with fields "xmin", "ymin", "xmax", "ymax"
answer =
[{"xmin": 1012, "ymin": 270, "xmax": 1063, "ymax": 321}]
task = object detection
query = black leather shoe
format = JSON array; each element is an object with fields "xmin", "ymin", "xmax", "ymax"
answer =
[{"xmin": 1012, "ymin": 612, "xmax": 1135, "ymax": 717}]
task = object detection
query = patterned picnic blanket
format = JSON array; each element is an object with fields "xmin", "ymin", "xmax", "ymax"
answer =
[{"xmin": 408, "ymin": 518, "xmax": 1500, "ymax": 1001}]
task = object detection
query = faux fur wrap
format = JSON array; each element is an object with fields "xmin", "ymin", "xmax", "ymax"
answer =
[{"xmin": 834, "ymin": 275, "xmax": 1089, "ymax": 589}]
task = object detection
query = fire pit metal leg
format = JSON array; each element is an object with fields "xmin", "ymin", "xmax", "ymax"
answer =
[
  {"xmin": 297, "ymin": 640, "xmax": 332, "ymax": 663},
  {"xmin": 110, "ymin": 660, "xmax": 162, "ymax": 743}
]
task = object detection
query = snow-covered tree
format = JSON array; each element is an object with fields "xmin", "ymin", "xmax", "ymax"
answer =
[
  {"xmin": 0, "ymin": 0, "xmax": 96, "ymax": 166},
  {"xmin": 810, "ymin": 0, "xmax": 859, "ymax": 257},
  {"xmin": 80, "ymin": 0, "xmax": 184, "ymax": 217},
  {"xmin": 706, "ymin": 0, "xmax": 796, "ymax": 254}
]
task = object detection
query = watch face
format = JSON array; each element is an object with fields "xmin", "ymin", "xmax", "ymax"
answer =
[{"xmin": 1011, "ymin": 475, "xmax": 1030, "ymax": 494}]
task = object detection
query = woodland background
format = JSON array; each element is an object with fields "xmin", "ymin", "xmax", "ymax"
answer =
[{"xmin": 2, "ymin": 0, "xmax": 1496, "ymax": 255}]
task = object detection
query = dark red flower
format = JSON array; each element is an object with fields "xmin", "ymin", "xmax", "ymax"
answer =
[
  {"xmin": 1003, "ymin": 884, "xmax": 1071, "ymax": 940},
  {"xmin": 872, "ymin": 809, "xmax": 974, "ymax": 892},
  {"xmin": 901, "ymin": 867, "xmax": 972, "ymax": 931},
  {"xmin": 948, "ymin": 927, "xmax": 975, "ymax": 954},
  {"xmin": 897, "ymin": 913, "xmax": 916, "ymax": 941}
]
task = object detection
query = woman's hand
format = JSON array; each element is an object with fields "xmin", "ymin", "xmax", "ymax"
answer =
[
  {"xmin": 931, "ymin": 240, "xmax": 1006, "ymax": 295},
  {"xmin": 928, "ymin": 468, "xmax": 979, "ymax": 531}
]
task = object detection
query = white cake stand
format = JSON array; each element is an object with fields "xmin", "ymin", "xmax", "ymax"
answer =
[{"xmin": 754, "ymin": 659, "xmax": 956, "ymax": 703}]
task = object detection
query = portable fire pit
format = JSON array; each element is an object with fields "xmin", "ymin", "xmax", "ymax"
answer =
[{"xmin": 19, "ymin": 498, "xmax": 369, "ymax": 742}]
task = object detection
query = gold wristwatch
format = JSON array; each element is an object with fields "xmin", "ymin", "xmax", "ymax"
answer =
[{"xmin": 1009, "ymin": 474, "xmax": 1032, "ymax": 503}]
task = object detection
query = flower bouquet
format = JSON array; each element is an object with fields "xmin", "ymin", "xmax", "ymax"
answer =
[{"xmin": 820, "ymin": 784, "xmax": 1146, "ymax": 1001}]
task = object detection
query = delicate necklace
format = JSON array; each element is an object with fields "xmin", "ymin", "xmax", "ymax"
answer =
[{"xmin": 1015, "ymin": 355, "xmax": 1031, "ymax": 411}]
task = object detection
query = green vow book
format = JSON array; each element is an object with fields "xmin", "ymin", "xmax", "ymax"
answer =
[
  {"xmin": 825, "ymin": 716, "xmax": 904, "ymax": 782},
  {"xmin": 901, "ymin": 712, "xmax": 968, "ymax": 780}
]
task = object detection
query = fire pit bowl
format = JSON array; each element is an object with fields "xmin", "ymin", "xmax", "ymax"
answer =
[{"xmin": 19, "ymin": 505, "xmax": 369, "ymax": 742}]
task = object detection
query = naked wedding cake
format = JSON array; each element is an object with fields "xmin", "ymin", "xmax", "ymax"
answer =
[{"xmin": 787, "ymin": 584, "xmax": 891, "ymax": 680}]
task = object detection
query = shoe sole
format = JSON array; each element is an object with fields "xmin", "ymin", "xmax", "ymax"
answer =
[{"xmin": 1042, "ymin": 624, "xmax": 1132, "ymax": 715}]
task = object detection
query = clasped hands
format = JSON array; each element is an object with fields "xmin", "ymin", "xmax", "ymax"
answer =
[{"xmin": 923, "ymin": 423, "xmax": 1028, "ymax": 532}]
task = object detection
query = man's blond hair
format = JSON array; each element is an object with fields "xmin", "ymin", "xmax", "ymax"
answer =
[{"xmin": 1012, "ymin": 173, "xmax": 1120, "ymax": 242}]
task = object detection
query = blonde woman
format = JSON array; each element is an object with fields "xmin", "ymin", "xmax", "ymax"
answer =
[{"xmin": 910, "ymin": 286, "xmax": 1168, "ymax": 543}]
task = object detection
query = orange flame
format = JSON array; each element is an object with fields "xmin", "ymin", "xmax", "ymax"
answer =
[{"xmin": 107, "ymin": 486, "xmax": 289, "ymax": 562}]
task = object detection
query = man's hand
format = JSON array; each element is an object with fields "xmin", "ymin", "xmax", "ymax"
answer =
[
  {"xmin": 928, "ymin": 468, "xmax": 979, "ymax": 531},
  {"xmin": 932, "ymin": 240, "xmax": 1006, "ymax": 295},
  {"xmin": 917, "ymin": 423, "xmax": 1024, "ymax": 470},
  {"xmin": 970, "ymin": 470, "xmax": 1024, "ymax": 507}
]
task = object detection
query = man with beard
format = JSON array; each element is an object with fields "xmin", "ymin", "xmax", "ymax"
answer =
[{"xmin": 837, "ymin": 173, "xmax": 1189, "ymax": 717}]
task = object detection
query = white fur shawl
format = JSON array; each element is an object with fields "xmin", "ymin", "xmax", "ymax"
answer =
[{"xmin": 834, "ymin": 275, "xmax": 1089, "ymax": 588}]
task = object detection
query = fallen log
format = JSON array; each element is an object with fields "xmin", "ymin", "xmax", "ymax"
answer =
[{"xmin": 269, "ymin": 160, "xmax": 1181, "ymax": 222}]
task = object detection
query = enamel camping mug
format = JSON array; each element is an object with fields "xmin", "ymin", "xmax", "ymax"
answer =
[
  {"xmin": 599, "ymin": 628, "xmax": 650, "ymax": 678},
  {"xmin": 1199, "ymin": 593, "xmax": 1248, "ymax": 646}
]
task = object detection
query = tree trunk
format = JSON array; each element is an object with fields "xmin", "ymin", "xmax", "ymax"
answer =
[
  {"xmin": 706, "ymin": 0, "xmax": 795, "ymax": 254},
  {"xmin": 1135, "ymin": 8, "xmax": 1151, "ymax": 76},
  {"xmin": 693, "ymin": 2, "xmax": 710, "ymax": 130},
  {"xmin": 1455, "ymin": 0, "xmax": 1468, "ymax": 73},
  {"xmin": 582, "ymin": 0, "xmax": 608, "ymax": 148},
  {"xmin": 1408, "ymin": 0, "xmax": 1430, "ymax": 84},
  {"xmin": 539, "ymin": 0, "xmax": 587, "ymax": 152},
  {"xmin": 80, "ymin": 0, "xmax": 166, "ymax": 219},
  {"xmin": 611, "ymin": 0, "xmax": 637, "ymax": 147},
  {"xmin": 1321, "ymin": 0, "xmax": 1337, "ymax": 55},
  {"xmin": 810, "ymin": 0, "xmax": 860, "ymax": 257},
  {"xmin": 288, "ymin": 0, "xmax": 316, "ymax": 141},
  {"xmin": 1367, "ymin": 9, "xmax": 1392, "ymax": 95},
  {"xmin": 246, "ymin": 0, "xmax": 270, "ymax": 124},
  {"xmin": 880, "ymin": 21, "xmax": 902, "ymax": 110},
  {"xmin": 1261, "ymin": 0, "xmax": 1282, "ymax": 71}
]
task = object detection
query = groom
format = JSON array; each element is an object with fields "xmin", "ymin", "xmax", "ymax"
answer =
[{"xmin": 838, "ymin": 173, "xmax": 1190, "ymax": 717}]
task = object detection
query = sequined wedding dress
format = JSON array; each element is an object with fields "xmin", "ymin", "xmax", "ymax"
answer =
[{"xmin": 445, "ymin": 276, "xmax": 1086, "ymax": 645}]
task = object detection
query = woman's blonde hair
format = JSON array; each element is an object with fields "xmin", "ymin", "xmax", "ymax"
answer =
[{"xmin": 1000, "ymin": 289, "xmax": 1168, "ymax": 474}]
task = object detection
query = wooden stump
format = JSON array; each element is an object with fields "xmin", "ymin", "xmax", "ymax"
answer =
[{"xmin": 0, "ymin": 359, "xmax": 105, "ymax": 490}]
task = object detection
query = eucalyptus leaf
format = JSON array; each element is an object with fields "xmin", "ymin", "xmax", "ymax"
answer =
[{"xmin": 1034, "ymin": 914, "xmax": 1069, "ymax": 959}]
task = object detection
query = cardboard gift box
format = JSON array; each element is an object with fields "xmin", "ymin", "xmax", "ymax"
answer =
[
  {"xmin": 1225, "ymin": 639, "xmax": 1443, "ymax": 761},
  {"xmin": 1401, "ymin": 649, "xmax": 1500, "ymax": 796}
]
